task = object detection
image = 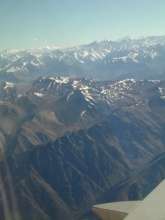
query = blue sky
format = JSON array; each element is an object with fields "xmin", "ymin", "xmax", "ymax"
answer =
[{"xmin": 0, "ymin": 0, "xmax": 165, "ymax": 50}]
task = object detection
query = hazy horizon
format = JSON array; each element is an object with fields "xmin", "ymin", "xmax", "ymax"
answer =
[
  {"xmin": 0, "ymin": 0, "xmax": 165, "ymax": 50},
  {"xmin": 1, "ymin": 34, "xmax": 165, "ymax": 52}
]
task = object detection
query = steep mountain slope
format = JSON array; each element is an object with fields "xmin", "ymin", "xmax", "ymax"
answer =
[
  {"xmin": 0, "ymin": 77, "xmax": 164, "ymax": 220},
  {"xmin": 99, "ymin": 152, "xmax": 165, "ymax": 205}
]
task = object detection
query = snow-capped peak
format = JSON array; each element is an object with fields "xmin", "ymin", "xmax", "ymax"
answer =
[
  {"xmin": 3, "ymin": 82, "xmax": 14, "ymax": 90},
  {"xmin": 48, "ymin": 76, "xmax": 70, "ymax": 84}
]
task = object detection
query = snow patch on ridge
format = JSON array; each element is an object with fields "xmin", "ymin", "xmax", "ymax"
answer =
[
  {"xmin": 34, "ymin": 92, "xmax": 44, "ymax": 97},
  {"xmin": 4, "ymin": 82, "xmax": 14, "ymax": 90}
]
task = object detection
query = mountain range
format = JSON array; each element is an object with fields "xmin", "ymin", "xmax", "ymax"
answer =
[
  {"xmin": 0, "ymin": 36, "xmax": 165, "ymax": 82},
  {"xmin": 0, "ymin": 76, "xmax": 164, "ymax": 220}
]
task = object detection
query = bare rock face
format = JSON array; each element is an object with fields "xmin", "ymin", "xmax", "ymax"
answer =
[{"xmin": 100, "ymin": 152, "xmax": 165, "ymax": 205}]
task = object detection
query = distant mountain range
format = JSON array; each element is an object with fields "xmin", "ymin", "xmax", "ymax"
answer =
[
  {"xmin": 0, "ymin": 76, "xmax": 164, "ymax": 220},
  {"xmin": 0, "ymin": 36, "xmax": 165, "ymax": 82}
]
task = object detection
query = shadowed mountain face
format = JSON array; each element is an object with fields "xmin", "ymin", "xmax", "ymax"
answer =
[
  {"xmin": 99, "ymin": 152, "xmax": 165, "ymax": 205},
  {"xmin": 1, "ymin": 36, "xmax": 165, "ymax": 82},
  {"xmin": 0, "ymin": 77, "xmax": 164, "ymax": 220}
]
